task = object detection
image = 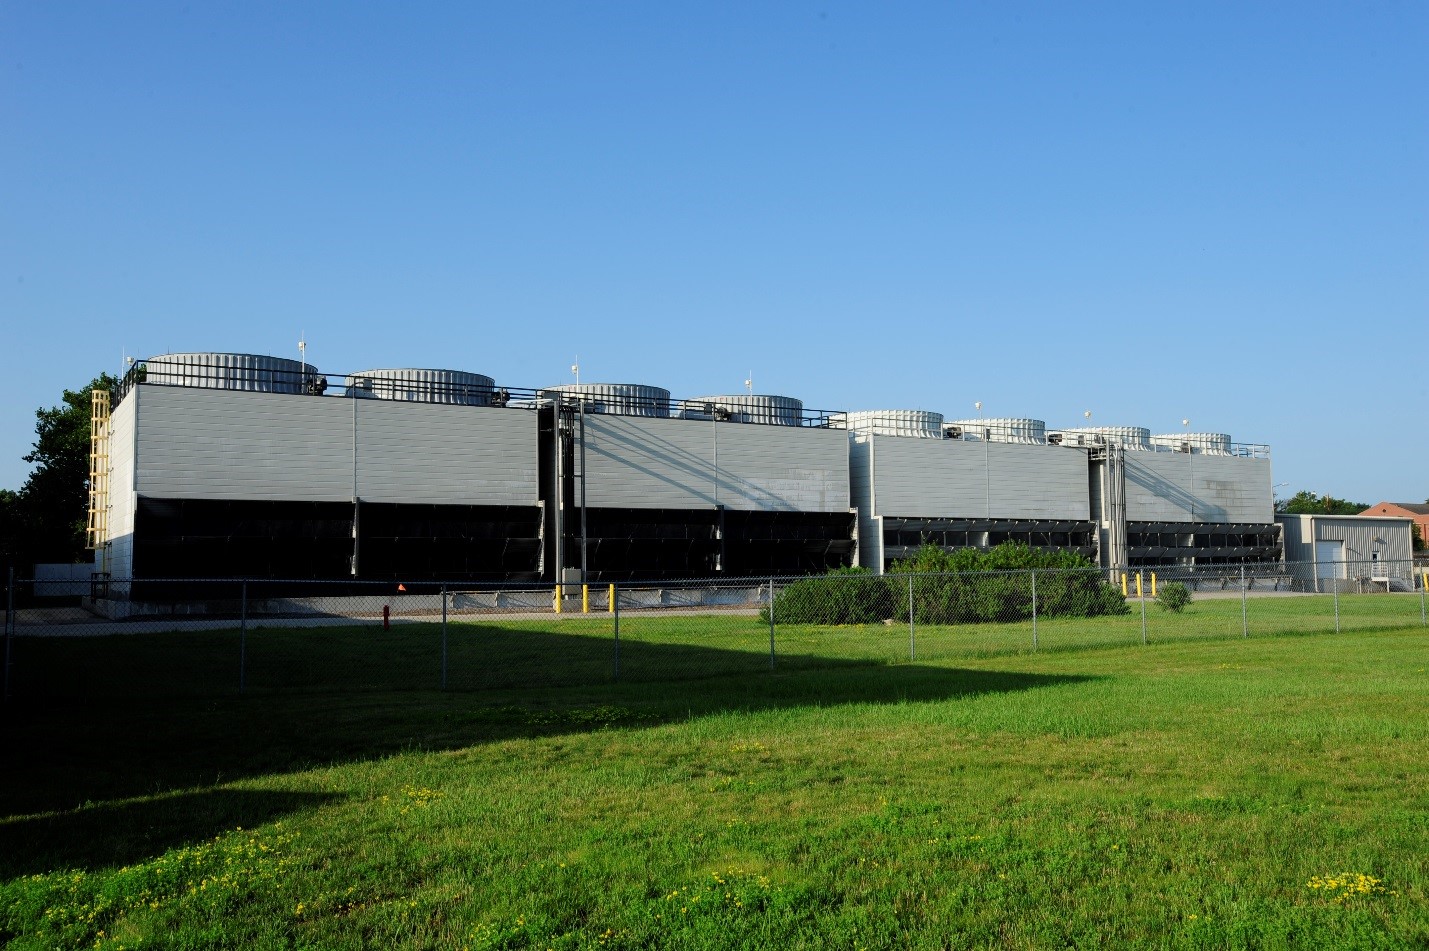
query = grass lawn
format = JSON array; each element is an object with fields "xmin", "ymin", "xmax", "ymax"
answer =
[{"xmin": 2, "ymin": 606, "xmax": 1427, "ymax": 948}]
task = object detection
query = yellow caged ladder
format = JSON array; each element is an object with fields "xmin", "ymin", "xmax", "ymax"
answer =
[{"xmin": 86, "ymin": 389, "xmax": 111, "ymax": 550}]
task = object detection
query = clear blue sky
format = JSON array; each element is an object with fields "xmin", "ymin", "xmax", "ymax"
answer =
[{"xmin": 3, "ymin": 2, "xmax": 1425, "ymax": 502}]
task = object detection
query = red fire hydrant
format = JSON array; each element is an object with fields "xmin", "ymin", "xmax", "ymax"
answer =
[{"xmin": 382, "ymin": 604, "xmax": 390, "ymax": 630}]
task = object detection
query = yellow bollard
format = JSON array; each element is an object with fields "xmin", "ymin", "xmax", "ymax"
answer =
[
  {"xmin": 582, "ymin": 584, "xmax": 590, "ymax": 614},
  {"xmin": 1135, "ymin": 571, "xmax": 1143, "ymax": 599},
  {"xmin": 608, "ymin": 583, "xmax": 616, "ymax": 614},
  {"xmin": 1121, "ymin": 573, "xmax": 1128, "ymax": 597},
  {"xmin": 554, "ymin": 584, "xmax": 562, "ymax": 614},
  {"xmin": 1151, "ymin": 572, "xmax": 1158, "ymax": 598}
]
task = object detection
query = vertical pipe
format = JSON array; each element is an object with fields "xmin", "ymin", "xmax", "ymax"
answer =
[
  {"xmin": 1031, "ymin": 569, "xmax": 1038, "ymax": 652},
  {"xmin": 769, "ymin": 577, "xmax": 776, "ymax": 670},
  {"xmin": 4, "ymin": 567, "xmax": 13, "ymax": 702},
  {"xmin": 1240, "ymin": 564, "xmax": 1248, "ymax": 638},
  {"xmin": 239, "ymin": 580, "xmax": 247, "ymax": 694},
  {"xmin": 579, "ymin": 398, "xmax": 588, "ymax": 584},
  {"xmin": 908, "ymin": 574, "xmax": 915, "ymax": 662},
  {"xmin": 351, "ymin": 498, "xmax": 361, "ymax": 577},
  {"xmin": 441, "ymin": 585, "xmax": 448, "ymax": 691},
  {"xmin": 1139, "ymin": 573, "xmax": 1147, "ymax": 644},
  {"xmin": 552, "ymin": 401, "xmax": 563, "ymax": 587},
  {"xmin": 612, "ymin": 583, "xmax": 621, "ymax": 682},
  {"xmin": 351, "ymin": 395, "xmax": 359, "ymax": 575}
]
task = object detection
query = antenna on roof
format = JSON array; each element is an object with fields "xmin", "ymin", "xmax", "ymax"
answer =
[
  {"xmin": 744, "ymin": 372, "xmax": 753, "ymax": 394},
  {"xmin": 571, "ymin": 356, "xmax": 580, "ymax": 385},
  {"xmin": 298, "ymin": 332, "xmax": 307, "ymax": 366}
]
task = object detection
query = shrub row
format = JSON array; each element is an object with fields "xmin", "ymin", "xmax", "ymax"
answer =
[{"xmin": 760, "ymin": 543, "xmax": 1130, "ymax": 625}]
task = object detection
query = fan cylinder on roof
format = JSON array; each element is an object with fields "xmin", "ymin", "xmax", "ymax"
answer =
[
  {"xmin": 144, "ymin": 352, "xmax": 319, "ymax": 394},
  {"xmin": 942, "ymin": 418, "xmax": 1048, "ymax": 445},
  {"xmin": 684, "ymin": 394, "xmax": 803, "ymax": 425},
  {"xmin": 1150, "ymin": 432, "xmax": 1233, "ymax": 455},
  {"xmin": 1048, "ymin": 425, "xmax": 1151, "ymax": 449},
  {"xmin": 344, "ymin": 368, "xmax": 495, "ymax": 405},
  {"xmin": 841, "ymin": 409, "xmax": 945, "ymax": 438},
  {"xmin": 541, "ymin": 383, "xmax": 671, "ymax": 417}
]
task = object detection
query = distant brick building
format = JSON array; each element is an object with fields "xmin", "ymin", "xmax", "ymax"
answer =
[{"xmin": 1361, "ymin": 502, "xmax": 1429, "ymax": 547}]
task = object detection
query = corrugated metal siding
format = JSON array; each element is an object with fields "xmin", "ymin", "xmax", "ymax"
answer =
[
  {"xmin": 138, "ymin": 387, "xmax": 361, "ymax": 502},
  {"xmin": 109, "ymin": 391, "xmax": 138, "ymax": 541},
  {"xmin": 354, "ymin": 400, "xmax": 537, "ymax": 505},
  {"xmin": 1313, "ymin": 516, "xmax": 1413, "ymax": 564},
  {"xmin": 716, "ymin": 422, "xmax": 848, "ymax": 511},
  {"xmin": 986, "ymin": 443, "xmax": 1090, "ymax": 519},
  {"xmin": 580, "ymin": 416, "xmax": 849, "ymax": 512},
  {"xmin": 134, "ymin": 386, "xmax": 538, "ymax": 505},
  {"xmin": 105, "ymin": 391, "xmax": 139, "ymax": 578},
  {"xmin": 869, "ymin": 437, "xmax": 1089, "ymax": 520},
  {"xmin": 1125, "ymin": 453, "xmax": 1271, "ymax": 523}
]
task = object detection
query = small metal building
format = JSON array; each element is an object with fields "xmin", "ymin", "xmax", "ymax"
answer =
[{"xmin": 1277, "ymin": 514, "xmax": 1414, "ymax": 591}]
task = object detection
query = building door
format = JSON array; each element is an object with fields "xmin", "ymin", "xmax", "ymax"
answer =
[{"xmin": 1315, "ymin": 540, "xmax": 1344, "ymax": 581}]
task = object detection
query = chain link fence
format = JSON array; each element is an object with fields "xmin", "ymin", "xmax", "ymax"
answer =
[{"xmin": 4, "ymin": 561, "xmax": 1426, "ymax": 701}]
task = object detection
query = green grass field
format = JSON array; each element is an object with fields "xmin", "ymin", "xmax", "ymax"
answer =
[{"xmin": 3, "ymin": 599, "xmax": 1428, "ymax": 948}]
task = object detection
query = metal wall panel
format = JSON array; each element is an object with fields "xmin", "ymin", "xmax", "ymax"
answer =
[
  {"xmin": 1125, "ymin": 453, "xmax": 1271, "ymax": 523},
  {"xmin": 1277, "ymin": 514, "xmax": 1309, "ymax": 559},
  {"xmin": 1313, "ymin": 516, "xmax": 1413, "ymax": 564},
  {"xmin": 134, "ymin": 385, "xmax": 538, "ymax": 506},
  {"xmin": 868, "ymin": 437, "xmax": 1090, "ymax": 520},
  {"xmin": 715, "ymin": 421, "xmax": 849, "ymax": 511},
  {"xmin": 580, "ymin": 415, "xmax": 849, "ymax": 512},
  {"xmin": 105, "ymin": 391, "xmax": 139, "ymax": 578},
  {"xmin": 354, "ymin": 400, "xmax": 538, "ymax": 505}
]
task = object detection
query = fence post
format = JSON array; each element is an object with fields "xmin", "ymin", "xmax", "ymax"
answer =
[
  {"xmin": 239, "ymin": 580, "xmax": 247, "ymax": 694},
  {"xmin": 1420, "ymin": 569, "xmax": 1426, "ymax": 627},
  {"xmin": 1334, "ymin": 586, "xmax": 1340, "ymax": 633},
  {"xmin": 1030, "ymin": 569, "xmax": 1038, "ymax": 652},
  {"xmin": 441, "ymin": 585, "xmax": 448, "ymax": 691},
  {"xmin": 1240, "ymin": 565, "xmax": 1248, "ymax": 638},
  {"xmin": 908, "ymin": 574, "xmax": 915, "ymax": 661},
  {"xmin": 769, "ymin": 577, "xmax": 776, "ymax": 670},
  {"xmin": 4, "ymin": 567, "xmax": 13, "ymax": 703},
  {"xmin": 612, "ymin": 582, "xmax": 621, "ymax": 682},
  {"xmin": 1139, "ymin": 571, "xmax": 1147, "ymax": 645}
]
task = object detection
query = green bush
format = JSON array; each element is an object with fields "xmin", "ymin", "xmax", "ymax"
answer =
[
  {"xmin": 759, "ymin": 566, "xmax": 894, "ymax": 625},
  {"xmin": 759, "ymin": 543, "xmax": 1130, "ymax": 627},
  {"xmin": 889, "ymin": 542, "xmax": 1130, "ymax": 625},
  {"xmin": 1156, "ymin": 581, "xmax": 1192, "ymax": 613}
]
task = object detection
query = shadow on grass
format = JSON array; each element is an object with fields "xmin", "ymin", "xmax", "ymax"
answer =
[
  {"xmin": 0, "ymin": 787, "xmax": 342, "ymax": 878},
  {"xmin": 2, "ymin": 628, "xmax": 1096, "ymax": 825}
]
